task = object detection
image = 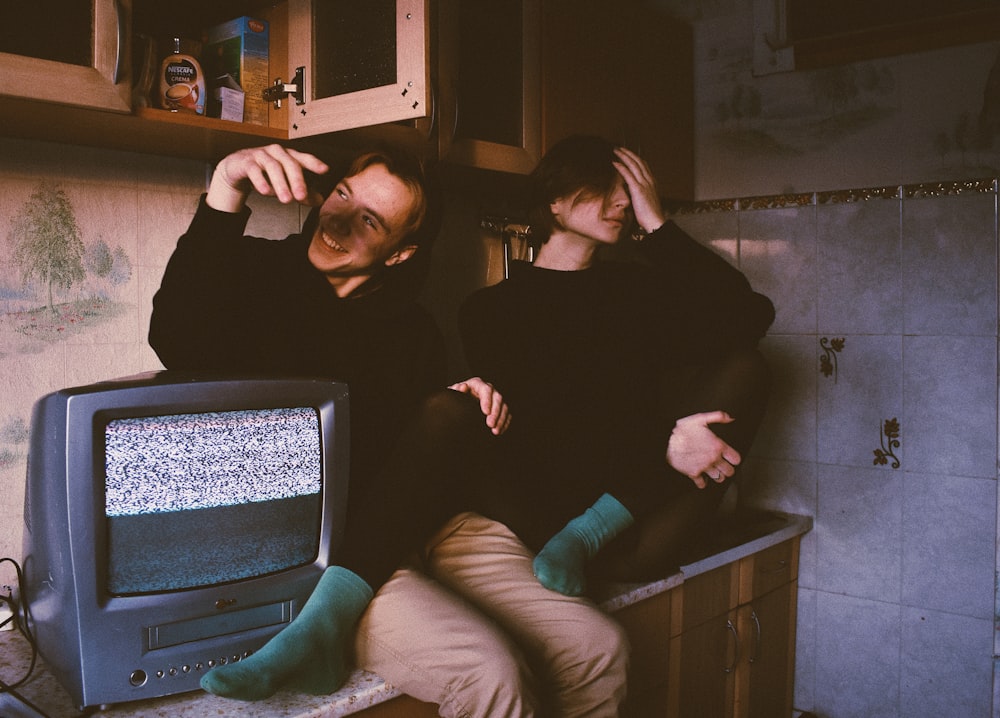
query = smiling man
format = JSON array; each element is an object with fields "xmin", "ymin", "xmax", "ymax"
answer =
[{"xmin": 146, "ymin": 143, "xmax": 520, "ymax": 702}]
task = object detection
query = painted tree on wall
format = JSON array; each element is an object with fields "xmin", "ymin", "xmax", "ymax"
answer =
[{"xmin": 9, "ymin": 181, "xmax": 85, "ymax": 313}]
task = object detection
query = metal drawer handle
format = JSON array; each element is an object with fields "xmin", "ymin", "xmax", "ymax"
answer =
[
  {"xmin": 749, "ymin": 609, "xmax": 762, "ymax": 664},
  {"xmin": 724, "ymin": 619, "xmax": 740, "ymax": 673}
]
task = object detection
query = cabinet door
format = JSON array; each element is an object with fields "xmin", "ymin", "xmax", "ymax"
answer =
[
  {"xmin": 436, "ymin": 0, "xmax": 541, "ymax": 174},
  {"xmin": 540, "ymin": 0, "xmax": 694, "ymax": 199},
  {"xmin": 0, "ymin": 0, "xmax": 131, "ymax": 113},
  {"xmin": 668, "ymin": 611, "xmax": 738, "ymax": 718},
  {"xmin": 740, "ymin": 584, "xmax": 795, "ymax": 718},
  {"xmin": 285, "ymin": 0, "xmax": 430, "ymax": 138},
  {"xmin": 615, "ymin": 589, "xmax": 672, "ymax": 716}
]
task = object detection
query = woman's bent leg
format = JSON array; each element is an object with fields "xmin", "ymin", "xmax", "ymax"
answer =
[{"xmin": 594, "ymin": 347, "xmax": 772, "ymax": 582}]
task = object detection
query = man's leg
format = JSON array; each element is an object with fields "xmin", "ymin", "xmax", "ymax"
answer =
[
  {"xmin": 425, "ymin": 513, "xmax": 630, "ymax": 718},
  {"xmin": 355, "ymin": 523, "xmax": 541, "ymax": 718}
]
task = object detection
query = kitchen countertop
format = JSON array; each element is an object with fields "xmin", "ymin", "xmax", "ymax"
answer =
[{"xmin": 0, "ymin": 511, "xmax": 811, "ymax": 718}]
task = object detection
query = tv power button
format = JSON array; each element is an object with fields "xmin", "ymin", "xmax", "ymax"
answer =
[{"xmin": 129, "ymin": 670, "xmax": 148, "ymax": 687}]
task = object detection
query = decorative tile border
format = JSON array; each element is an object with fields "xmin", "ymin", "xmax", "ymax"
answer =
[
  {"xmin": 670, "ymin": 178, "xmax": 998, "ymax": 214},
  {"xmin": 738, "ymin": 192, "xmax": 815, "ymax": 211},
  {"xmin": 901, "ymin": 178, "xmax": 998, "ymax": 199},
  {"xmin": 816, "ymin": 186, "xmax": 900, "ymax": 204}
]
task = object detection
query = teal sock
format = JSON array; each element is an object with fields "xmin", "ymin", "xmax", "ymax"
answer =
[
  {"xmin": 200, "ymin": 566, "xmax": 374, "ymax": 701},
  {"xmin": 533, "ymin": 493, "xmax": 634, "ymax": 596}
]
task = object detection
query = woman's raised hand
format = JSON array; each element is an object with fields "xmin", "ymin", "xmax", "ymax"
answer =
[{"xmin": 613, "ymin": 147, "xmax": 665, "ymax": 235}]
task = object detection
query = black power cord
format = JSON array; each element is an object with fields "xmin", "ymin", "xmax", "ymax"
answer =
[{"xmin": 0, "ymin": 557, "xmax": 38, "ymax": 693}]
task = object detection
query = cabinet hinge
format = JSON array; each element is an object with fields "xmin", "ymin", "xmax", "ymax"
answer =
[{"xmin": 263, "ymin": 66, "xmax": 305, "ymax": 108}]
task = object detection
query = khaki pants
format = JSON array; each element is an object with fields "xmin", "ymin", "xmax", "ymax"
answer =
[{"xmin": 354, "ymin": 512, "xmax": 629, "ymax": 718}]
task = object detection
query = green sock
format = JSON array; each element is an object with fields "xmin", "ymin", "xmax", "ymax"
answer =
[
  {"xmin": 533, "ymin": 493, "xmax": 634, "ymax": 596},
  {"xmin": 200, "ymin": 566, "xmax": 373, "ymax": 701}
]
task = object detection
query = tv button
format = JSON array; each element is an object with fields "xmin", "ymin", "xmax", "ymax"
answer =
[{"xmin": 129, "ymin": 670, "xmax": 148, "ymax": 687}]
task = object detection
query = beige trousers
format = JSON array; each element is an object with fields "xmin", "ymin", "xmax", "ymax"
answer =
[{"xmin": 354, "ymin": 512, "xmax": 629, "ymax": 718}]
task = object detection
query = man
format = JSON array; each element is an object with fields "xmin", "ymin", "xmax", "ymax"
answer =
[{"xmin": 149, "ymin": 143, "xmax": 520, "ymax": 701}]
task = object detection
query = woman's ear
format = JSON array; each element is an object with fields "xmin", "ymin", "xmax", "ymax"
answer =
[
  {"xmin": 549, "ymin": 197, "xmax": 567, "ymax": 224},
  {"xmin": 385, "ymin": 244, "xmax": 418, "ymax": 266}
]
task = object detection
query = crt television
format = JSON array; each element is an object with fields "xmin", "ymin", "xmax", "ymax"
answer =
[{"xmin": 21, "ymin": 371, "xmax": 350, "ymax": 710}]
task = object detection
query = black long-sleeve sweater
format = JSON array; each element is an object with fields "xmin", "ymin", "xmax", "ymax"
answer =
[
  {"xmin": 458, "ymin": 221, "xmax": 775, "ymax": 549},
  {"xmin": 149, "ymin": 197, "xmax": 446, "ymax": 492}
]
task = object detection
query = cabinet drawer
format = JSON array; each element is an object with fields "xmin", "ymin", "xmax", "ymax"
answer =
[{"xmin": 739, "ymin": 539, "xmax": 797, "ymax": 601}]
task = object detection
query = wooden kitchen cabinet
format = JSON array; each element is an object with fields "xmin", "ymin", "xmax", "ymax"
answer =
[
  {"xmin": 1, "ymin": 0, "xmax": 133, "ymax": 113},
  {"xmin": 284, "ymin": 0, "xmax": 430, "ymax": 138},
  {"xmin": 435, "ymin": 0, "xmax": 694, "ymax": 197},
  {"xmin": 0, "ymin": 0, "xmax": 431, "ymax": 160},
  {"xmin": 435, "ymin": 0, "xmax": 541, "ymax": 174},
  {"xmin": 0, "ymin": 0, "xmax": 693, "ymax": 196},
  {"xmin": 615, "ymin": 587, "xmax": 673, "ymax": 716},
  {"xmin": 666, "ymin": 540, "xmax": 799, "ymax": 718},
  {"xmin": 540, "ymin": 0, "xmax": 694, "ymax": 199}
]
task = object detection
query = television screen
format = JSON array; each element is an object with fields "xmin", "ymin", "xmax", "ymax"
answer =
[{"xmin": 105, "ymin": 407, "xmax": 324, "ymax": 594}]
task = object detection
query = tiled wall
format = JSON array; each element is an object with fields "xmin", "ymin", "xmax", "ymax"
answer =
[{"xmin": 672, "ymin": 180, "xmax": 999, "ymax": 717}]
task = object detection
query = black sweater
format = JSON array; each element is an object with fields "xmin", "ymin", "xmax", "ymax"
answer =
[
  {"xmin": 149, "ymin": 197, "xmax": 446, "ymax": 489},
  {"xmin": 458, "ymin": 221, "xmax": 775, "ymax": 549}
]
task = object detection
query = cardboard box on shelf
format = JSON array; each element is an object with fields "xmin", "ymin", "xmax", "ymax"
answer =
[
  {"xmin": 211, "ymin": 74, "xmax": 245, "ymax": 123},
  {"xmin": 204, "ymin": 16, "xmax": 269, "ymax": 126}
]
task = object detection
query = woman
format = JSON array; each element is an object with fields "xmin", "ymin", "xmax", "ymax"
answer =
[{"xmin": 459, "ymin": 135, "xmax": 775, "ymax": 595}]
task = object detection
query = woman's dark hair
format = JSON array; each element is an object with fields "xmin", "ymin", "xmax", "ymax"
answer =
[{"xmin": 527, "ymin": 135, "xmax": 623, "ymax": 243}]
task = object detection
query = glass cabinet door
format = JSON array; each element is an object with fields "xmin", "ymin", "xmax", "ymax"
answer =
[
  {"xmin": 0, "ymin": 0, "xmax": 131, "ymax": 113},
  {"xmin": 285, "ymin": 0, "xmax": 430, "ymax": 138},
  {"xmin": 436, "ymin": 0, "xmax": 540, "ymax": 174}
]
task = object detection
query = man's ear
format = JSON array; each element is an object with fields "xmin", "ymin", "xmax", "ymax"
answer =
[{"xmin": 385, "ymin": 244, "xmax": 418, "ymax": 266}]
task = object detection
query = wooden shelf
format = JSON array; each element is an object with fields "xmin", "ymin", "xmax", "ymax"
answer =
[{"xmin": 0, "ymin": 95, "xmax": 287, "ymax": 161}]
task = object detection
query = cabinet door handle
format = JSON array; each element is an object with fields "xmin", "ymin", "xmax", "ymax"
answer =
[
  {"xmin": 422, "ymin": 79, "xmax": 438, "ymax": 141},
  {"xmin": 749, "ymin": 609, "xmax": 762, "ymax": 664},
  {"xmin": 724, "ymin": 619, "xmax": 740, "ymax": 674},
  {"xmin": 451, "ymin": 84, "xmax": 460, "ymax": 143},
  {"xmin": 113, "ymin": 0, "xmax": 125, "ymax": 84}
]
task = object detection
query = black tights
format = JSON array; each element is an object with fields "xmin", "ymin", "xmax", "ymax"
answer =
[
  {"xmin": 589, "ymin": 347, "xmax": 771, "ymax": 583},
  {"xmin": 335, "ymin": 389, "xmax": 491, "ymax": 589},
  {"xmin": 337, "ymin": 346, "xmax": 770, "ymax": 590}
]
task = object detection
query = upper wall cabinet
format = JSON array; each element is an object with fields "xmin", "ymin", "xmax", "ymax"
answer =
[
  {"xmin": 0, "ymin": 0, "xmax": 432, "ymax": 160},
  {"xmin": 435, "ymin": 0, "xmax": 694, "ymax": 198},
  {"xmin": 285, "ymin": 0, "xmax": 430, "ymax": 138},
  {"xmin": 540, "ymin": 1, "xmax": 694, "ymax": 200},
  {"xmin": 0, "ymin": 0, "xmax": 693, "ymax": 198},
  {"xmin": 436, "ymin": 0, "xmax": 541, "ymax": 174},
  {"xmin": 0, "ymin": 0, "xmax": 132, "ymax": 113}
]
